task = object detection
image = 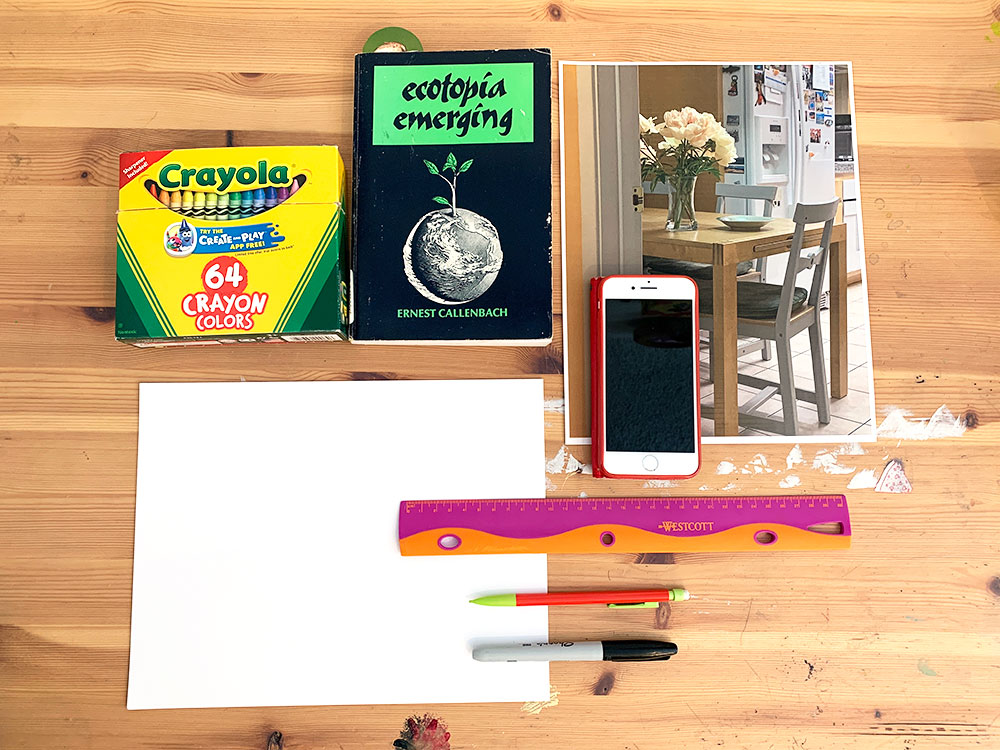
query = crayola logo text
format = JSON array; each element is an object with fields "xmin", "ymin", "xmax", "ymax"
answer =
[{"xmin": 159, "ymin": 160, "xmax": 290, "ymax": 191}]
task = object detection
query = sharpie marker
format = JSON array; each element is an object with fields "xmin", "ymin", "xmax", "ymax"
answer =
[{"xmin": 472, "ymin": 640, "xmax": 677, "ymax": 663}]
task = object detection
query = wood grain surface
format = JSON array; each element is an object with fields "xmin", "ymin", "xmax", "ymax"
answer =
[{"xmin": 2, "ymin": 2, "xmax": 1000, "ymax": 749}]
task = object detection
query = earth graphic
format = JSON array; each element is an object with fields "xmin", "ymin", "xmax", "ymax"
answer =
[{"xmin": 403, "ymin": 208, "xmax": 502, "ymax": 304}]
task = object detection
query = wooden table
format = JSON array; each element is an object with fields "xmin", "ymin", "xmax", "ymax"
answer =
[
  {"xmin": 643, "ymin": 209, "xmax": 848, "ymax": 436},
  {"xmin": 3, "ymin": 3, "xmax": 1000, "ymax": 750}
]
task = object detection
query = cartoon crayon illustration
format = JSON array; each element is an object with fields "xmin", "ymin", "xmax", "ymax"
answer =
[
  {"xmin": 252, "ymin": 187, "xmax": 265, "ymax": 215},
  {"xmin": 240, "ymin": 190, "xmax": 254, "ymax": 219},
  {"xmin": 204, "ymin": 192, "xmax": 218, "ymax": 221},
  {"xmin": 192, "ymin": 191, "xmax": 206, "ymax": 219},
  {"xmin": 276, "ymin": 185, "xmax": 290, "ymax": 204},
  {"xmin": 264, "ymin": 186, "xmax": 277, "ymax": 211},
  {"xmin": 177, "ymin": 219, "xmax": 196, "ymax": 253},
  {"xmin": 169, "ymin": 191, "xmax": 182, "ymax": 213},
  {"xmin": 181, "ymin": 190, "xmax": 194, "ymax": 216}
]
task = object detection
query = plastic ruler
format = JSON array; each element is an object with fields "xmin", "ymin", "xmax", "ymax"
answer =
[{"xmin": 398, "ymin": 495, "xmax": 851, "ymax": 555}]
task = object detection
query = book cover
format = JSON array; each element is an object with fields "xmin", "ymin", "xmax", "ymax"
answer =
[{"xmin": 352, "ymin": 48, "xmax": 552, "ymax": 344}]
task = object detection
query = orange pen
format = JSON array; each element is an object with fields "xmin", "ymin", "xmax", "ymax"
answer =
[{"xmin": 470, "ymin": 588, "xmax": 690, "ymax": 608}]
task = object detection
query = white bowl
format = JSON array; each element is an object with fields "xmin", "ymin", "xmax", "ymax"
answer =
[{"xmin": 719, "ymin": 215, "xmax": 772, "ymax": 231}]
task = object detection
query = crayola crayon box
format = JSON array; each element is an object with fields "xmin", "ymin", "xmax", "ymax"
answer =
[{"xmin": 115, "ymin": 146, "xmax": 347, "ymax": 345}]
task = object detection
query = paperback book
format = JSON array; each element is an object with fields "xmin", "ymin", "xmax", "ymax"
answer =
[{"xmin": 352, "ymin": 48, "xmax": 552, "ymax": 344}]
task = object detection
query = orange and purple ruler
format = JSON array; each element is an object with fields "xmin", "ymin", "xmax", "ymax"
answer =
[{"xmin": 398, "ymin": 495, "xmax": 851, "ymax": 555}]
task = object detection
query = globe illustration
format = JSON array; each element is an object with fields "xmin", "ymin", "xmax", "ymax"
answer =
[{"xmin": 403, "ymin": 208, "xmax": 503, "ymax": 304}]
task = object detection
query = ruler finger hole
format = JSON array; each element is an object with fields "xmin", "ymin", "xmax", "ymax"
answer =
[
  {"xmin": 754, "ymin": 530, "xmax": 777, "ymax": 546},
  {"xmin": 600, "ymin": 531, "xmax": 616, "ymax": 547},
  {"xmin": 437, "ymin": 534, "xmax": 462, "ymax": 550}
]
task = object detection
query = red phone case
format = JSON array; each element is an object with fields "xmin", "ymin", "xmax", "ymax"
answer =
[{"xmin": 590, "ymin": 275, "xmax": 702, "ymax": 480}]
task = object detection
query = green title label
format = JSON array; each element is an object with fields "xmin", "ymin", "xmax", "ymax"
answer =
[{"xmin": 372, "ymin": 63, "xmax": 534, "ymax": 146}]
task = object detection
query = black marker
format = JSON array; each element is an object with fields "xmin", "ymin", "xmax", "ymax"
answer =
[{"xmin": 472, "ymin": 640, "xmax": 677, "ymax": 663}]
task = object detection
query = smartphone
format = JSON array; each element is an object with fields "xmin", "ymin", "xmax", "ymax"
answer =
[{"xmin": 591, "ymin": 275, "xmax": 701, "ymax": 479}]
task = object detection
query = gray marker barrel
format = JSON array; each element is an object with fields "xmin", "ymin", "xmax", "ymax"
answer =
[{"xmin": 473, "ymin": 642, "xmax": 604, "ymax": 662}]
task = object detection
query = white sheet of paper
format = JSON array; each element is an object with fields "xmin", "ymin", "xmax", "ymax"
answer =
[{"xmin": 127, "ymin": 379, "xmax": 549, "ymax": 709}]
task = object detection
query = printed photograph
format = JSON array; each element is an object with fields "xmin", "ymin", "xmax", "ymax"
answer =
[{"xmin": 561, "ymin": 62, "xmax": 873, "ymax": 442}]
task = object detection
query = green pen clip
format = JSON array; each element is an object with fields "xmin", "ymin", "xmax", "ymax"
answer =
[{"xmin": 607, "ymin": 601, "xmax": 661, "ymax": 609}]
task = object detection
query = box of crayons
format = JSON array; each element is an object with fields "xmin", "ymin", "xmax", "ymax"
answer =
[{"xmin": 115, "ymin": 145, "xmax": 347, "ymax": 345}]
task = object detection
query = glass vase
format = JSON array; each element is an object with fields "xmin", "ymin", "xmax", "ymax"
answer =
[{"xmin": 666, "ymin": 175, "xmax": 698, "ymax": 231}]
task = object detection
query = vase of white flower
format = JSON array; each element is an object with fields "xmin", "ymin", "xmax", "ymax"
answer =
[
  {"xmin": 666, "ymin": 174, "xmax": 698, "ymax": 231},
  {"xmin": 640, "ymin": 108, "xmax": 737, "ymax": 232}
]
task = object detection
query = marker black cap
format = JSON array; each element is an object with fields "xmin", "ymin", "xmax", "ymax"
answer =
[{"xmin": 602, "ymin": 640, "xmax": 678, "ymax": 662}]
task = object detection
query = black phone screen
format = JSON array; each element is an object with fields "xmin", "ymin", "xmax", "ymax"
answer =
[{"xmin": 604, "ymin": 298, "xmax": 696, "ymax": 453}]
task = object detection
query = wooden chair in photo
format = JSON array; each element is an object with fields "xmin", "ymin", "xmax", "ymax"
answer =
[
  {"xmin": 695, "ymin": 198, "xmax": 840, "ymax": 435},
  {"xmin": 645, "ymin": 182, "xmax": 778, "ymax": 378},
  {"xmin": 711, "ymin": 183, "xmax": 778, "ymax": 364},
  {"xmin": 715, "ymin": 182, "xmax": 777, "ymax": 216}
]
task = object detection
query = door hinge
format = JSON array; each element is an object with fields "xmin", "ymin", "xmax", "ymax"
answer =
[{"xmin": 632, "ymin": 186, "xmax": 644, "ymax": 213}]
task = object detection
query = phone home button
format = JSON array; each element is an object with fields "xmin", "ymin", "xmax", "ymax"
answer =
[{"xmin": 642, "ymin": 455, "xmax": 659, "ymax": 472}]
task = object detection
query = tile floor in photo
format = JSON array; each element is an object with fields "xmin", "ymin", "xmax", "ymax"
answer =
[{"xmin": 699, "ymin": 282, "xmax": 875, "ymax": 438}]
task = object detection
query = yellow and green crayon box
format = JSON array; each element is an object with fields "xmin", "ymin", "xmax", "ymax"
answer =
[{"xmin": 116, "ymin": 146, "xmax": 347, "ymax": 345}]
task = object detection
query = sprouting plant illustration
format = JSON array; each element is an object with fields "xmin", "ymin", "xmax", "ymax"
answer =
[
  {"xmin": 404, "ymin": 152, "xmax": 502, "ymax": 305},
  {"xmin": 423, "ymin": 152, "xmax": 473, "ymax": 217}
]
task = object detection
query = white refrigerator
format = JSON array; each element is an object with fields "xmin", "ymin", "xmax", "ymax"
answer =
[
  {"xmin": 721, "ymin": 64, "xmax": 839, "ymax": 287},
  {"xmin": 721, "ymin": 63, "xmax": 838, "ymax": 219}
]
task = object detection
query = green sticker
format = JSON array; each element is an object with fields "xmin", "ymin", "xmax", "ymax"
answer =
[
  {"xmin": 372, "ymin": 63, "xmax": 534, "ymax": 146},
  {"xmin": 362, "ymin": 27, "xmax": 423, "ymax": 54}
]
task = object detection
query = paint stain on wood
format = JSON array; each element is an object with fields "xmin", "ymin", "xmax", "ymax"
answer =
[
  {"xmin": 394, "ymin": 714, "xmax": 451, "ymax": 750},
  {"xmin": 877, "ymin": 405, "xmax": 966, "ymax": 440},
  {"xmin": 804, "ymin": 659, "xmax": 816, "ymax": 680},
  {"xmin": 546, "ymin": 445, "xmax": 590, "ymax": 475},
  {"xmin": 592, "ymin": 671, "xmax": 616, "ymax": 695},
  {"xmin": 847, "ymin": 468, "xmax": 879, "ymax": 489},
  {"xmin": 987, "ymin": 576, "xmax": 1000, "ymax": 597},
  {"xmin": 917, "ymin": 659, "xmax": 938, "ymax": 677},
  {"xmin": 521, "ymin": 685, "xmax": 560, "ymax": 714},
  {"xmin": 266, "ymin": 731, "xmax": 283, "ymax": 750},
  {"xmin": 81, "ymin": 306, "xmax": 114, "ymax": 323},
  {"xmin": 654, "ymin": 601, "xmax": 671, "ymax": 629}
]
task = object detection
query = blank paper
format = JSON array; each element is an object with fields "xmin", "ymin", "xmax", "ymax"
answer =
[{"xmin": 127, "ymin": 379, "xmax": 549, "ymax": 709}]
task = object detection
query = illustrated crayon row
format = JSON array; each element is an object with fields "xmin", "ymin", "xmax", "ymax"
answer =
[{"xmin": 143, "ymin": 177, "xmax": 304, "ymax": 221}]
